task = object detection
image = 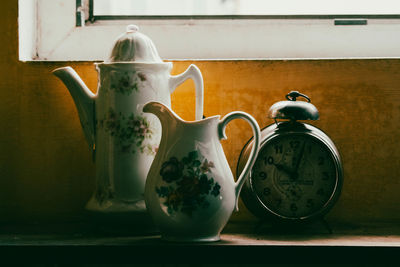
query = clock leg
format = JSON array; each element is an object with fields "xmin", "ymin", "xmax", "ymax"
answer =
[{"xmin": 321, "ymin": 218, "xmax": 333, "ymax": 234}]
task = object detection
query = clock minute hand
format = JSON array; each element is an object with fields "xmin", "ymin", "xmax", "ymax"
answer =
[{"xmin": 293, "ymin": 140, "xmax": 306, "ymax": 175}]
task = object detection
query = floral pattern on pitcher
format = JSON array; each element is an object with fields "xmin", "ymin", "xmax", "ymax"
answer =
[
  {"xmin": 155, "ymin": 151, "xmax": 221, "ymax": 216},
  {"xmin": 97, "ymin": 108, "xmax": 157, "ymax": 155},
  {"xmin": 109, "ymin": 71, "xmax": 147, "ymax": 95}
]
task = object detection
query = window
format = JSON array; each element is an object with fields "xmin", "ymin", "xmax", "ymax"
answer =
[
  {"xmin": 92, "ymin": 0, "xmax": 400, "ymax": 16},
  {"xmin": 19, "ymin": 0, "xmax": 400, "ymax": 61}
]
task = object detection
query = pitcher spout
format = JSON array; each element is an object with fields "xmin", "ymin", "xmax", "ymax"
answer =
[
  {"xmin": 143, "ymin": 101, "xmax": 179, "ymax": 126},
  {"xmin": 143, "ymin": 101, "xmax": 182, "ymax": 143},
  {"xmin": 53, "ymin": 67, "xmax": 96, "ymax": 152}
]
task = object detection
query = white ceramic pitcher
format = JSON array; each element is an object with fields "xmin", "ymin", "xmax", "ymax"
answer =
[{"xmin": 143, "ymin": 101, "xmax": 261, "ymax": 242}]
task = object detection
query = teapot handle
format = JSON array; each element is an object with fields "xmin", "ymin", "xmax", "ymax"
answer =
[
  {"xmin": 169, "ymin": 64, "xmax": 204, "ymax": 121},
  {"xmin": 218, "ymin": 112, "xmax": 261, "ymax": 211}
]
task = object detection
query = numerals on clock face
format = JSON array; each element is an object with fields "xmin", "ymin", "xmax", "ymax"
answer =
[{"xmin": 252, "ymin": 134, "xmax": 337, "ymax": 219}]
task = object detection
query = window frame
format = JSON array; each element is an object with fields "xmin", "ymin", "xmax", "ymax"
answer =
[{"xmin": 18, "ymin": 0, "xmax": 400, "ymax": 61}]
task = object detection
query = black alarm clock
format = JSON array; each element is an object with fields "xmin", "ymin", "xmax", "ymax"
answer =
[{"xmin": 237, "ymin": 91, "xmax": 343, "ymax": 224}]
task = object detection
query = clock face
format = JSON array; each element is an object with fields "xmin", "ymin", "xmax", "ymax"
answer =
[{"xmin": 251, "ymin": 133, "xmax": 339, "ymax": 220}]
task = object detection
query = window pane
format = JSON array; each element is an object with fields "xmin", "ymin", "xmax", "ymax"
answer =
[{"xmin": 93, "ymin": 0, "xmax": 400, "ymax": 16}]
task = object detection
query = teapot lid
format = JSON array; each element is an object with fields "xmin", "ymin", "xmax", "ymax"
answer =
[
  {"xmin": 268, "ymin": 91, "xmax": 319, "ymax": 121},
  {"xmin": 107, "ymin": 25, "xmax": 163, "ymax": 63}
]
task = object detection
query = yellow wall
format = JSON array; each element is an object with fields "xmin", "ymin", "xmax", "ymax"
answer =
[{"xmin": 1, "ymin": 0, "xmax": 400, "ymax": 224}]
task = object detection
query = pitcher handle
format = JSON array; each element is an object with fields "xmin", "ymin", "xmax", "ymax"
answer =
[
  {"xmin": 169, "ymin": 64, "xmax": 204, "ymax": 121},
  {"xmin": 218, "ymin": 111, "xmax": 261, "ymax": 211}
]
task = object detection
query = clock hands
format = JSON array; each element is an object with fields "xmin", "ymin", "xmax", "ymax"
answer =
[
  {"xmin": 273, "ymin": 162, "xmax": 296, "ymax": 178},
  {"xmin": 273, "ymin": 140, "xmax": 306, "ymax": 181},
  {"xmin": 293, "ymin": 140, "xmax": 306, "ymax": 175}
]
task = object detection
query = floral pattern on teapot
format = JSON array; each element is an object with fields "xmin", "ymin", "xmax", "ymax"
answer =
[
  {"xmin": 109, "ymin": 71, "xmax": 147, "ymax": 95},
  {"xmin": 97, "ymin": 107, "xmax": 158, "ymax": 155},
  {"xmin": 155, "ymin": 151, "xmax": 221, "ymax": 216},
  {"xmin": 94, "ymin": 185, "xmax": 115, "ymax": 205}
]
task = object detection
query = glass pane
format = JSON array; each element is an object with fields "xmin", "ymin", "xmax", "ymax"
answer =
[{"xmin": 93, "ymin": 0, "xmax": 400, "ymax": 16}]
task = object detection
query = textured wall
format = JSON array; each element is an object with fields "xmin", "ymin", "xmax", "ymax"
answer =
[{"xmin": 1, "ymin": 0, "xmax": 400, "ymax": 224}]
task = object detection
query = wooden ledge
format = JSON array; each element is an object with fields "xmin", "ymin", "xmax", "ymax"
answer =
[{"xmin": 0, "ymin": 221, "xmax": 399, "ymax": 264}]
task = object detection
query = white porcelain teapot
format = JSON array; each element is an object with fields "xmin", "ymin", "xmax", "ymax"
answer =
[{"xmin": 53, "ymin": 25, "xmax": 204, "ymax": 219}]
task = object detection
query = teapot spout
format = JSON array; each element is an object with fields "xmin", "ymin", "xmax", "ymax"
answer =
[{"xmin": 53, "ymin": 67, "xmax": 96, "ymax": 151}]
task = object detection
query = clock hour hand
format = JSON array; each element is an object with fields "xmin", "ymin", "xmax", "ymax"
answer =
[{"xmin": 273, "ymin": 163, "xmax": 296, "ymax": 179}]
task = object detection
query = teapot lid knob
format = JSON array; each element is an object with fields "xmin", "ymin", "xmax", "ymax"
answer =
[{"xmin": 126, "ymin": 24, "xmax": 139, "ymax": 33}]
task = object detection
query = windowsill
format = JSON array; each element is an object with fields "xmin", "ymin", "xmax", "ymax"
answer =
[
  {"xmin": 1, "ymin": 221, "xmax": 399, "ymax": 263},
  {"xmin": 23, "ymin": 18, "xmax": 400, "ymax": 61},
  {"xmin": 18, "ymin": 1, "xmax": 400, "ymax": 61}
]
